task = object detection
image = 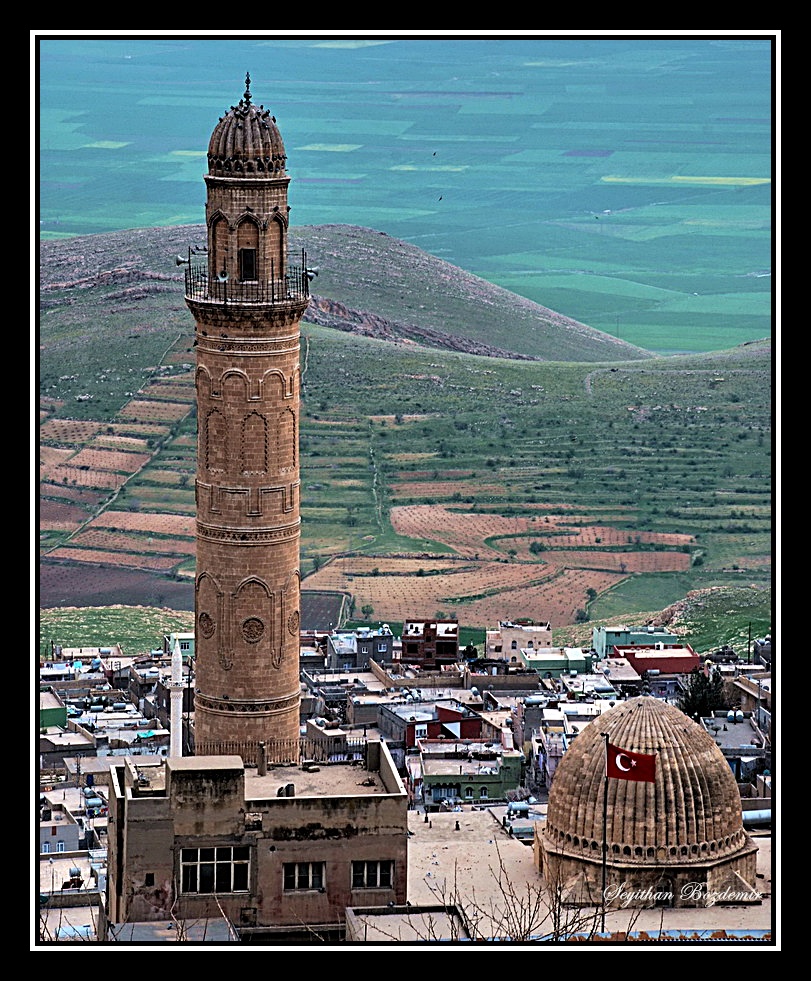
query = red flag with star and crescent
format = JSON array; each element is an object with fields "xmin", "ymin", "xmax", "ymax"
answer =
[{"xmin": 606, "ymin": 742, "xmax": 656, "ymax": 783}]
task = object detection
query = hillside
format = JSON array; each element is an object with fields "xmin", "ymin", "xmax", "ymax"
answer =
[
  {"xmin": 39, "ymin": 224, "xmax": 772, "ymax": 638},
  {"xmin": 39, "ymin": 224, "xmax": 651, "ymax": 413}
]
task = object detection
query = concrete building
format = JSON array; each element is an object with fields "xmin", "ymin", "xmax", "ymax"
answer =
[
  {"xmin": 416, "ymin": 738, "xmax": 524, "ymax": 809},
  {"xmin": 608, "ymin": 643, "xmax": 700, "ymax": 698},
  {"xmin": 379, "ymin": 697, "xmax": 485, "ymax": 750},
  {"xmin": 516, "ymin": 645, "xmax": 593, "ymax": 679},
  {"xmin": 593, "ymin": 655, "xmax": 643, "ymax": 697},
  {"xmin": 105, "ymin": 745, "xmax": 408, "ymax": 940},
  {"xmin": 399, "ymin": 619, "xmax": 459, "ymax": 669},
  {"xmin": 592, "ymin": 624, "xmax": 679, "ymax": 660},
  {"xmin": 486, "ymin": 619, "xmax": 552, "ymax": 658},
  {"xmin": 327, "ymin": 625, "xmax": 395, "ymax": 671}
]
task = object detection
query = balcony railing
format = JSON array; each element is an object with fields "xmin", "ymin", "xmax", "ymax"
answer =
[{"xmin": 184, "ymin": 262, "xmax": 310, "ymax": 305}]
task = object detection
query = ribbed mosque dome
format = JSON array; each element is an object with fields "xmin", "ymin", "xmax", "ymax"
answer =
[
  {"xmin": 207, "ymin": 73, "xmax": 286, "ymax": 178},
  {"xmin": 544, "ymin": 696, "xmax": 748, "ymax": 864}
]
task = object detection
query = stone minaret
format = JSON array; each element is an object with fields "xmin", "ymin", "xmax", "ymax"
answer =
[{"xmin": 183, "ymin": 74, "xmax": 309, "ymax": 762}]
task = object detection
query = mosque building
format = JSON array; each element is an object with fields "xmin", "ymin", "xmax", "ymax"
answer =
[{"xmin": 537, "ymin": 696, "xmax": 761, "ymax": 909}]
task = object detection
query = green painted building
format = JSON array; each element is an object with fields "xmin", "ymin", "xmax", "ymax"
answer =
[{"xmin": 592, "ymin": 624, "xmax": 678, "ymax": 660}]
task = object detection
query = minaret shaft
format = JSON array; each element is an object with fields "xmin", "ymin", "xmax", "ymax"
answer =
[{"xmin": 184, "ymin": 78, "xmax": 308, "ymax": 762}]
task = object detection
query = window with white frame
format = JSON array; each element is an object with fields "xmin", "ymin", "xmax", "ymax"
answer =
[
  {"xmin": 352, "ymin": 860, "xmax": 394, "ymax": 889},
  {"xmin": 415, "ymin": 724, "xmax": 428, "ymax": 739},
  {"xmin": 283, "ymin": 861, "xmax": 324, "ymax": 891},
  {"xmin": 180, "ymin": 846, "xmax": 250, "ymax": 894}
]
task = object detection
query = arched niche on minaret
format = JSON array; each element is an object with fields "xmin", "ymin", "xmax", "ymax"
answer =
[
  {"xmin": 235, "ymin": 217, "xmax": 260, "ymax": 281},
  {"xmin": 260, "ymin": 368, "xmax": 287, "ymax": 401},
  {"xmin": 241, "ymin": 411, "xmax": 269, "ymax": 475},
  {"xmin": 208, "ymin": 211, "xmax": 229, "ymax": 281},
  {"xmin": 196, "ymin": 571, "xmax": 223, "ymax": 646},
  {"xmin": 263, "ymin": 212, "xmax": 286, "ymax": 282},
  {"xmin": 205, "ymin": 409, "xmax": 228, "ymax": 472},
  {"xmin": 233, "ymin": 578, "xmax": 276, "ymax": 667}
]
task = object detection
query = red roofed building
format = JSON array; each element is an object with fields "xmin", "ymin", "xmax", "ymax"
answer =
[{"xmin": 613, "ymin": 643, "xmax": 700, "ymax": 680}]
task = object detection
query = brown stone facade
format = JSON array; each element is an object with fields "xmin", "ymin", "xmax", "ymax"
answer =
[
  {"xmin": 189, "ymin": 295, "xmax": 307, "ymax": 758},
  {"xmin": 185, "ymin": 97, "xmax": 310, "ymax": 760},
  {"xmin": 106, "ymin": 750, "xmax": 409, "ymax": 933}
]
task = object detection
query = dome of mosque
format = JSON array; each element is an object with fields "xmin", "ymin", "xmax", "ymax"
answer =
[
  {"xmin": 543, "ymin": 696, "xmax": 749, "ymax": 865},
  {"xmin": 207, "ymin": 73, "xmax": 286, "ymax": 178}
]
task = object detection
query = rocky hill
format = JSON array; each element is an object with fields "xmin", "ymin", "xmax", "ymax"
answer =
[{"xmin": 39, "ymin": 223, "xmax": 653, "ymax": 364}]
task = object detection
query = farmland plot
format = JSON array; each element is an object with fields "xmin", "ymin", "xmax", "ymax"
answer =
[
  {"xmin": 390, "ymin": 479, "xmax": 508, "ymax": 499},
  {"xmin": 69, "ymin": 529, "xmax": 195, "ymax": 557},
  {"xmin": 117, "ymin": 400, "xmax": 191, "ymax": 424},
  {"xmin": 48, "ymin": 545, "xmax": 181, "ymax": 572},
  {"xmin": 455, "ymin": 570, "xmax": 623, "ymax": 626},
  {"xmin": 39, "ymin": 446, "xmax": 74, "ymax": 479},
  {"xmin": 304, "ymin": 503, "xmax": 699, "ymax": 627},
  {"xmin": 39, "ymin": 499, "xmax": 89, "ymax": 532},
  {"xmin": 65, "ymin": 448, "xmax": 153, "ymax": 473},
  {"xmin": 90, "ymin": 512, "xmax": 195, "ymax": 537},
  {"xmin": 39, "ymin": 419, "xmax": 102, "ymax": 443},
  {"xmin": 40, "ymin": 485, "xmax": 109, "ymax": 506}
]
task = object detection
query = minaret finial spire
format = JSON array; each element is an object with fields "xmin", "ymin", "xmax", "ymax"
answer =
[{"xmin": 244, "ymin": 73, "xmax": 252, "ymax": 105}]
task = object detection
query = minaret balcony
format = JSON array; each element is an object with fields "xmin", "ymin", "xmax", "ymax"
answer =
[{"xmin": 184, "ymin": 265, "xmax": 310, "ymax": 306}]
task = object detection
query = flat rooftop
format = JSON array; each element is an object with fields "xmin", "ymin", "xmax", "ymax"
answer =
[
  {"xmin": 165, "ymin": 752, "xmax": 397, "ymax": 801},
  {"xmin": 406, "ymin": 806, "xmax": 773, "ymax": 941},
  {"xmin": 243, "ymin": 759, "xmax": 391, "ymax": 800}
]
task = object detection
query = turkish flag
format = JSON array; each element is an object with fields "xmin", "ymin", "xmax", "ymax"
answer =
[{"xmin": 606, "ymin": 741, "xmax": 656, "ymax": 783}]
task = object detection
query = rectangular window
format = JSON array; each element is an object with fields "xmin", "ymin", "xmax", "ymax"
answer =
[
  {"xmin": 57, "ymin": 841, "xmax": 65, "ymax": 852},
  {"xmin": 283, "ymin": 862, "xmax": 324, "ymax": 891},
  {"xmin": 42, "ymin": 842, "xmax": 50, "ymax": 853},
  {"xmin": 352, "ymin": 860, "xmax": 394, "ymax": 889},
  {"xmin": 180, "ymin": 846, "xmax": 250, "ymax": 894},
  {"xmin": 239, "ymin": 248, "xmax": 257, "ymax": 281},
  {"xmin": 376, "ymin": 643, "xmax": 388, "ymax": 653},
  {"xmin": 415, "ymin": 724, "xmax": 428, "ymax": 738}
]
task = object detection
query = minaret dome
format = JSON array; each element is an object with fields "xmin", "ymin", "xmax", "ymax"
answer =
[{"xmin": 207, "ymin": 73, "xmax": 287, "ymax": 177}]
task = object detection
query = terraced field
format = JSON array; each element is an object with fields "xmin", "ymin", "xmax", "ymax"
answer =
[{"xmin": 39, "ymin": 228, "xmax": 772, "ymax": 634}]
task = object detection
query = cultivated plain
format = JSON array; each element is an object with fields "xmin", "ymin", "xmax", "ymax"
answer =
[{"xmin": 38, "ymin": 224, "xmax": 772, "ymax": 657}]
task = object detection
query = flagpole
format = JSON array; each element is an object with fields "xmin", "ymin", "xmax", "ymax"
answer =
[{"xmin": 601, "ymin": 733, "xmax": 609, "ymax": 933}]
